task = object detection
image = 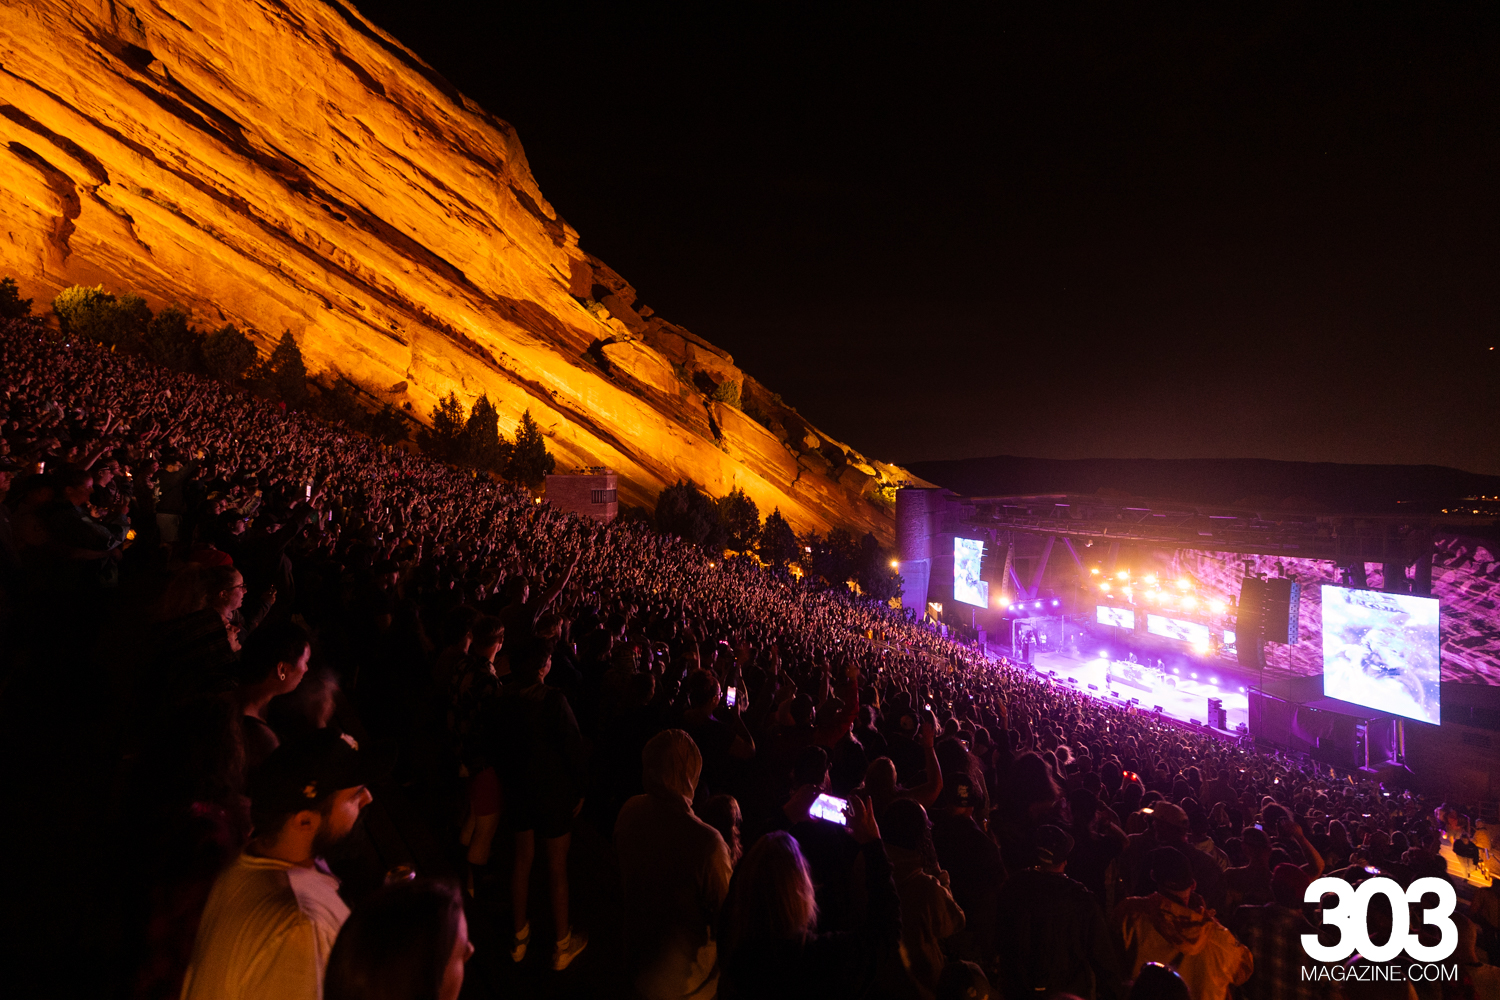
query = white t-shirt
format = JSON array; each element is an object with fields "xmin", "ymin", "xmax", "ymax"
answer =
[{"xmin": 181, "ymin": 852, "xmax": 351, "ymax": 1000}]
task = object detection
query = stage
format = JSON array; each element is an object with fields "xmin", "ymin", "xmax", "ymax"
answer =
[{"xmin": 999, "ymin": 648, "xmax": 1251, "ymax": 733}]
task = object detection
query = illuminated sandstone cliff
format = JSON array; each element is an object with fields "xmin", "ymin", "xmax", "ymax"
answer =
[{"xmin": 0, "ymin": 0, "xmax": 924, "ymax": 537}]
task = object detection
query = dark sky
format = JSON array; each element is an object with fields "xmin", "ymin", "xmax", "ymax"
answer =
[{"xmin": 353, "ymin": 1, "xmax": 1500, "ymax": 474}]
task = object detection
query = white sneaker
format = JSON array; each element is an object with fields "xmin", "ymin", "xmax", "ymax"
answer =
[
  {"xmin": 552, "ymin": 929, "xmax": 588, "ymax": 971},
  {"xmin": 510, "ymin": 923, "xmax": 530, "ymax": 963}
]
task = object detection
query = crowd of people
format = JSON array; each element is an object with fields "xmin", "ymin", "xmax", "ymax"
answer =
[{"xmin": 1, "ymin": 315, "xmax": 1498, "ymax": 1000}]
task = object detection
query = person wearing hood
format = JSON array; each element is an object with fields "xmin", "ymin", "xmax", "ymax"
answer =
[
  {"xmin": 883, "ymin": 798, "xmax": 967, "ymax": 997},
  {"xmin": 1113, "ymin": 848, "xmax": 1252, "ymax": 1000},
  {"xmin": 615, "ymin": 729, "xmax": 734, "ymax": 1000}
]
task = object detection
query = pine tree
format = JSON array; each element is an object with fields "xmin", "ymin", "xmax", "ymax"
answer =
[
  {"xmin": 462, "ymin": 394, "xmax": 511, "ymax": 473},
  {"xmin": 202, "ymin": 325, "xmax": 258, "ymax": 382},
  {"xmin": 418, "ymin": 391, "xmax": 467, "ymax": 463},
  {"xmin": 808, "ymin": 528, "xmax": 859, "ymax": 587},
  {"xmin": 262, "ymin": 331, "xmax": 309, "ymax": 405},
  {"xmin": 505, "ymin": 409, "xmax": 555, "ymax": 489},
  {"xmin": 655, "ymin": 480, "xmax": 726, "ymax": 550},
  {"xmin": 142, "ymin": 306, "xmax": 205, "ymax": 372},
  {"xmin": 716, "ymin": 487, "xmax": 761, "ymax": 551},
  {"xmin": 369, "ymin": 404, "xmax": 410, "ymax": 445},
  {"xmin": 758, "ymin": 508, "xmax": 800, "ymax": 566},
  {"xmin": 0, "ymin": 277, "xmax": 32, "ymax": 318},
  {"xmin": 854, "ymin": 531, "xmax": 903, "ymax": 602}
]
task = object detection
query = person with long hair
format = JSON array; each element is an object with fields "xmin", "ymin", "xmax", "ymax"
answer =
[
  {"xmin": 153, "ymin": 563, "xmax": 248, "ymax": 700},
  {"xmin": 718, "ymin": 796, "xmax": 901, "ymax": 999},
  {"xmin": 234, "ymin": 620, "xmax": 313, "ymax": 768},
  {"xmin": 324, "ymin": 879, "xmax": 473, "ymax": 1000}
]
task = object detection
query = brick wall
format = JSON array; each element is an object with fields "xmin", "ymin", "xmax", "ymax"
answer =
[{"xmin": 544, "ymin": 472, "xmax": 618, "ymax": 523}]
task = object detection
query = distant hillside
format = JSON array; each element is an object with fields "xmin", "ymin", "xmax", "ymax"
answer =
[{"xmin": 904, "ymin": 455, "xmax": 1500, "ymax": 513}]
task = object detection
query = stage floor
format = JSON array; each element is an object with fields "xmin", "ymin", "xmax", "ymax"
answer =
[{"xmin": 1002, "ymin": 648, "xmax": 1251, "ymax": 733}]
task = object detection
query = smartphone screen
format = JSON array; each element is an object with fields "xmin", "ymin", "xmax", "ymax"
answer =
[
  {"xmin": 809, "ymin": 793, "xmax": 848, "ymax": 826},
  {"xmin": 725, "ymin": 686, "xmax": 737, "ymax": 707}
]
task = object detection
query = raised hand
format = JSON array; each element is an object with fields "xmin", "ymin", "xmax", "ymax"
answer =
[{"xmin": 846, "ymin": 794, "xmax": 881, "ymax": 845}]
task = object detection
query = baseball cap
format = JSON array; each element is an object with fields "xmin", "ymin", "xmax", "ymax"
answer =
[
  {"xmin": 1151, "ymin": 802, "xmax": 1190, "ymax": 829},
  {"xmin": 883, "ymin": 799, "xmax": 932, "ymax": 851},
  {"xmin": 1148, "ymin": 846, "xmax": 1195, "ymax": 892},
  {"xmin": 248, "ymin": 728, "xmax": 379, "ymax": 817},
  {"xmin": 1035, "ymin": 824, "xmax": 1075, "ymax": 866}
]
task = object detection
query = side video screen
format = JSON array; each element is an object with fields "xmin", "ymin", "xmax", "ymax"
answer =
[
  {"xmin": 953, "ymin": 537, "xmax": 988, "ymax": 607},
  {"xmin": 1322, "ymin": 585, "xmax": 1440, "ymax": 725}
]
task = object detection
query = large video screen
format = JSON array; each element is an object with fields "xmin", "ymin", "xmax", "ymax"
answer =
[
  {"xmin": 953, "ymin": 537, "xmax": 988, "ymax": 607},
  {"xmin": 1147, "ymin": 614, "xmax": 1212, "ymax": 646},
  {"xmin": 1097, "ymin": 605, "xmax": 1135, "ymax": 628},
  {"xmin": 1322, "ymin": 585, "xmax": 1440, "ymax": 724}
]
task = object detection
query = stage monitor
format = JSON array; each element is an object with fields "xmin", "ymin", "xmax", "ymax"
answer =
[
  {"xmin": 1097, "ymin": 605, "xmax": 1135, "ymax": 628},
  {"xmin": 1322, "ymin": 585, "xmax": 1440, "ymax": 725},
  {"xmin": 953, "ymin": 537, "xmax": 988, "ymax": 607},
  {"xmin": 1147, "ymin": 614, "xmax": 1212, "ymax": 647}
]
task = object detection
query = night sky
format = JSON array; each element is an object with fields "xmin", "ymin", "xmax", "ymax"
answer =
[{"xmin": 354, "ymin": 2, "xmax": 1500, "ymax": 475}]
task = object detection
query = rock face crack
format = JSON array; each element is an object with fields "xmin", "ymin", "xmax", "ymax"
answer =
[{"xmin": 6, "ymin": 141, "xmax": 80, "ymax": 260}]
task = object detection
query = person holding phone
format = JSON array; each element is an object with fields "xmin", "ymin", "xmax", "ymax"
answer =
[
  {"xmin": 679, "ymin": 669, "xmax": 754, "ymax": 803},
  {"xmin": 718, "ymin": 796, "xmax": 899, "ymax": 1000}
]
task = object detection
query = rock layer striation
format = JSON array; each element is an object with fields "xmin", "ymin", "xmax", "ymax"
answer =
[{"xmin": 0, "ymin": 0, "xmax": 924, "ymax": 536}]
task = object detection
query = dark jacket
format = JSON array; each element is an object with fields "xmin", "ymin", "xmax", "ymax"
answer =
[
  {"xmin": 492, "ymin": 679, "xmax": 588, "ymax": 819},
  {"xmin": 993, "ymin": 869, "xmax": 1125, "ymax": 1000},
  {"xmin": 931, "ymin": 813, "xmax": 1006, "ymax": 959}
]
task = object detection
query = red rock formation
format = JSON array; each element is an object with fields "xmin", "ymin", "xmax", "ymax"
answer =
[{"xmin": 0, "ymin": 0, "xmax": 926, "ymax": 537}]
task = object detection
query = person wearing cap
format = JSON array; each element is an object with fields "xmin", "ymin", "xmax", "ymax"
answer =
[
  {"xmin": 1125, "ymin": 802, "xmax": 1228, "ymax": 915},
  {"xmin": 1226, "ymin": 864, "xmax": 1323, "ymax": 1000},
  {"xmin": 1113, "ymin": 847, "xmax": 1252, "ymax": 1000},
  {"xmin": 181, "ymin": 730, "xmax": 375, "ymax": 1000},
  {"xmin": 614, "ymin": 730, "xmax": 733, "ymax": 1000},
  {"xmin": 931, "ymin": 771, "xmax": 1006, "ymax": 967},
  {"xmin": 776, "ymin": 745, "xmax": 864, "ymax": 934},
  {"xmin": 994, "ymin": 824, "xmax": 1125, "ymax": 1000}
]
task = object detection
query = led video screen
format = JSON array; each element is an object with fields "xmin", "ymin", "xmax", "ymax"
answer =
[
  {"xmin": 1322, "ymin": 585, "xmax": 1440, "ymax": 725},
  {"xmin": 1147, "ymin": 614, "xmax": 1212, "ymax": 646},
  {"xmin": 1097, "ymin": 605, "xmax": 1135, "ymax": 628},
  {"xmin": 953, "ymin": 537, "xmax": 988, "ymax": 607}
]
